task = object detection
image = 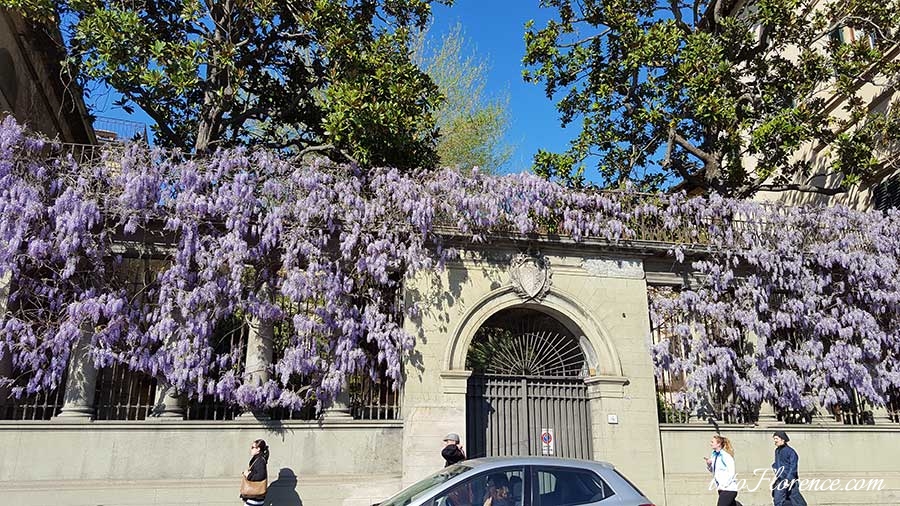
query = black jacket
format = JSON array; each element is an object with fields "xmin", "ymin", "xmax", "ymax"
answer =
[
  {"xmin": 442, "ymin": 444, "xmax": 466, "ymax": 467},
  {"xmin": 241, "ymin": 456, "xmax": 268, "ymax": 499}
]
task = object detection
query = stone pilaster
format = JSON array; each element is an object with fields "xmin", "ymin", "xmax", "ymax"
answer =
[
  {"xmin": 323, "ymin": 385, "xmax": 353, "ymax": 419},
  {"xmin": 0, "ymin": 273, "xmax": 10, "ymax": 409},
  {"xmin": 149, "ymin": 382, "xmax": 186, "ymax": 420},
  {"xmin": 53, "ymin": 328, "xmax": 98, "ymax": 421},
  {"xmin": 237, "ymin": 313, "xmax": 274, "ymax": 420},
  {"xmin": 872, "ymin": 405, "xmax": 893, "ymax": 425},
  {"xmin": 756, "ymin": 400, "xmax": 778, "ymax": 427}
]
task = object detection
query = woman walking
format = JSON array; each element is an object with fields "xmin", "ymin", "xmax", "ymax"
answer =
[
  {"xmin": 704, "ymin": 434, "xmax": 738, "ymax": 506},
  {"xmin": 241, "ymin": 439, "xmax": 269, "ymax": 506}
]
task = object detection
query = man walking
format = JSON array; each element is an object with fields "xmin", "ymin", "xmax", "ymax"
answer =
[{"xmin": 772, "ymin": 431, "xmax": 807, "ymax": 506}]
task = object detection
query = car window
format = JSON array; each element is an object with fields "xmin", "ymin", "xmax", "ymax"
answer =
[
  {"xmin": 431, "ymin": 467, "xmax": 525, "ymax": 506},
  {"xmin": 534, "ymin": 467, "xmax": 615, "ymax": 506},
  {"xmin": 378, "ymin": 464, "xmax": 474, "ymax": 506}
]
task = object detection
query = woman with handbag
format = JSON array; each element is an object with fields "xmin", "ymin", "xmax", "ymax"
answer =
[{"xmin": 240, "ymin": 439, "xmax": 269, "ymax": 506}]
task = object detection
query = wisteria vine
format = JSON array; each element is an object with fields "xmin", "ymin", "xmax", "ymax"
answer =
[
  {"xmin": 651, "ymin": 195, "xmax": 900, "ymax": 417},
  {"xmin": 0, "ymin": 116, "xmax": 898, "ymax": 415}
]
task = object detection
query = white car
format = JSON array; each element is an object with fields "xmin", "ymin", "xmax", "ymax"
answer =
[{"xmin": 375, "ymin": 457, "xmax": 656, "ymax": 506}]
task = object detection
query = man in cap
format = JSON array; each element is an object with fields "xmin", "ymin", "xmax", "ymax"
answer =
[
  {"xmin": 772, "ymin": 431, "xmax": 807, "ymax": 506},
  {"xmin": 442, "ymin": 432, "xmax": 466, "ymax": 467}
]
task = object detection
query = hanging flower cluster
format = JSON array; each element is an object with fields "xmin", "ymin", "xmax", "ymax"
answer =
[
  {"xmin": 0, "ymin": 116, "xmax": 897, "ymax": 414},
  {"xmin": 0, "ymin": 117, "xmax": 686, "ymax": 409},
  {"xmin": 651, "ymin": 196, "xmax": 900, "ymax": 416}
]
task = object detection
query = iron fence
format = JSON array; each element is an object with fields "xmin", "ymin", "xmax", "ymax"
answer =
[
  {"xmin": 0, "ymin": 375, "xmax": 66, "ymax": 420},
  {"xmin": 349, "ymin": 375, "xmax": 401, "ymax": 420},
  {"xmin": 186, "ymin": 312, "xmax": 249, "ymax": 421},
  {"xmin": 93, "ymin": 362, "xmax": 157, "ymax": 421}
]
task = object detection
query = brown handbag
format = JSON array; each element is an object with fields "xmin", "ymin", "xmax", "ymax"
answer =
[{"xmin": 240, "ymin": 458, "xmax": 267, "ymax": 498}]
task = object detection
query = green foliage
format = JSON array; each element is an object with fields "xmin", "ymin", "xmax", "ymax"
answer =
[
  {"xmin": 412, "ymin": 23, "xmax": 512, "ymax": 172},
  {"xmin": 5, "ymin": 0, "xmax": 453, "ymax": 169},
  {"xmin": 523, "ymin": 0, "xmax": 900, "ymax": 197}
]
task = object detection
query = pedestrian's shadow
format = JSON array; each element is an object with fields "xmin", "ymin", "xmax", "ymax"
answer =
[{"xmin": 266, "ymin": 467, "xmax": 302, "ymax": 506}]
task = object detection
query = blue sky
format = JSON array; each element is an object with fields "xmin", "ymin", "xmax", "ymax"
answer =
[
  {"xmin": 429, "ymin": 1, "xmax": 571, "ymax": 173},
  {"xmin": 89, "ymin": 1, "xmax": 571, "ymax": 175}
]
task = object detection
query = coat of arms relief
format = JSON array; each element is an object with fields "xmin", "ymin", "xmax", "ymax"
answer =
[{"xmin": 509, "ymin": 253, "xmax": 552, "ymax": 301}]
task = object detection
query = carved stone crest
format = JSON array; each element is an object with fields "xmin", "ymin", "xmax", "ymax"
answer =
[{"xmin": 510, "ymin": 253, "xmax": 552, "ymax": 300}]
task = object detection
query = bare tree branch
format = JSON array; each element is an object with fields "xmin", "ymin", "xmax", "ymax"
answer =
[
  {"xmin": 558, "ymin": 29, "xmax": 611, "ymax": 48},
  {"xmin": 673, "ymin": 132, "xmax": 716, "ymax": 165},
  {"xmin": 669, "ymin": 0, "xmax": 692, "ymax": 35}
]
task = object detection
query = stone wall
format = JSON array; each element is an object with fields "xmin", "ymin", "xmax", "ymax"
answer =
[
  {"xmin": 660, "ymin": 425, "xmax": 900, "ymax": 506},
  {"xmin": 0, "ymin": 419, "xmax": 403, "ymax": 506},
  {"xmin": 401, "ymin": 244, "xmax": 666, "ymax": 503}
]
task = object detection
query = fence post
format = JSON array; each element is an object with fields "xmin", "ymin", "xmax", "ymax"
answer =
[{"xmin": 53, "ymin": 327, "xmax": 98, "ymax": 421}]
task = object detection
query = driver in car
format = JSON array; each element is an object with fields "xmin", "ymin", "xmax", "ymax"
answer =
[{"xmin": 483, "ymin": 474, "xmax": 514, "ymax": 506}]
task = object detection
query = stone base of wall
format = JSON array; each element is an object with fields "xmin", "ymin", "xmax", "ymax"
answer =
[
  {"xmin": 3, "ymin": 474, "xmax": 401, "ymax": 506},
  {"xmin": 660, "ymin": 425, "xmax": 900, "ymax": 506},
  {"xmin": 0, "ymin": 420, "xmax": 404, "ymax": 506}
]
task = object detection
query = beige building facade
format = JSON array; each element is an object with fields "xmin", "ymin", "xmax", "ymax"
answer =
[{"xmin": 754, "ymin": 37, "xmax": 900, "ymax": 212}]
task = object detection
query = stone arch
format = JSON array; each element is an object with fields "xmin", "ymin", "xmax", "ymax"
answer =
[{"xmin": 445, "ymin": 286, "xmax": 623, "ymax": 377}]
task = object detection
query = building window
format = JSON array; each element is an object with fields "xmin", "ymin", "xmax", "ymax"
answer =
[
  {"xmin": 873, "ymin": 176, "xmax": 900, "ymax": 211},
  {"xmin": 829, "ymin": 27, "xmax": 846, "ymax": 45}
]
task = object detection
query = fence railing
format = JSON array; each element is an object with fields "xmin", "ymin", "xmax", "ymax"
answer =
[
  {"xmin": 47, "ymin": 142, "xmax": 849, "ymax": 252},
  {"xmin": 0, "ymin": 376, "xmax": 66, "ymax": 421},
  {"xmin": 349, "ymin": 375, "xmax": 401, "ymax": 420},
  {"xmin": 93, "ymin": 362, "xmax": 157, "ymax": 421}
]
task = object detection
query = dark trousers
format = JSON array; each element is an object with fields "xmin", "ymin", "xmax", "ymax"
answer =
[
  {"xmin": 717, "ymin": 490, "xmax": 738, "ymax": 506},
  {"xmin": 774, "ymin": 483, "xmax": 807, "ymax": 506}
]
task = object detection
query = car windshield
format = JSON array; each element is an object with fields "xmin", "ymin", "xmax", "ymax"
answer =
[{"xmin": 376, "ymin": 464, "xmax": 473, "ymax": 506}]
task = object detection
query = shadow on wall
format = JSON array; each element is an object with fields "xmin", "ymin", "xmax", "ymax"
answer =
[{"xmin": 267, "ymin": 468, "xmax": 302, "ymax": 506}]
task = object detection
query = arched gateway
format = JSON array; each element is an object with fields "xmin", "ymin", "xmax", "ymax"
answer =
[{"xmin": 465, "ymin": 307, "xmax": 593, "ymax": 459}]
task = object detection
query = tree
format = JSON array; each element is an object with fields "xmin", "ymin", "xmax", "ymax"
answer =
[
  {"xmin": 5, "ymin": 0, "xmax": 453, "ymax": 169},
  {"xmin": 523, "ymin": 0, "xmax": 900, "ymax": 196},
  {"xmin": 413, "ymin": 23, "xmax": 513, "ymax": 172}
]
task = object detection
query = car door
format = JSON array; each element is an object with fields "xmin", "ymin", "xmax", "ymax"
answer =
[
  {"xmin": 428, "ymin": 466, "xmax": 527, "ymax": 506},
  {"xmin": 530, "ymin": 466, "xmax": 618, "ymax": 506}
]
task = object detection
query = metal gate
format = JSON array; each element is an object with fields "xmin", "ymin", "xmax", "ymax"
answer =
[{"xmin": 466, "ymin": 375, "xmax": 592, "ymax": 459}]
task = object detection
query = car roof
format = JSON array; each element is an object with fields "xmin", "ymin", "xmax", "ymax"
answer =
[{"xmin": 461, "ymin": 456, "xmax": 616, "ymax": 470}]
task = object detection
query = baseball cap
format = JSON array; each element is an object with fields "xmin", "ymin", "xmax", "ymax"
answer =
[{"xmin": 443, "ymin": 432, "xmax": 460, "ymax": 443}]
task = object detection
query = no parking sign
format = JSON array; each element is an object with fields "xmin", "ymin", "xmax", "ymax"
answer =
[{"xmin": 540, "ymin": 428, "xmax": 555, "ymax": 456}]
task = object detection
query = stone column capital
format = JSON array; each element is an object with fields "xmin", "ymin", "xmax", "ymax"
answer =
[
  {"xmin": 440, "ymin": 370, "xmax": 473, "ymax": 395},
  {"xmin": 584, "ymin": 375, "xmax": 629, "ymax": 399}
]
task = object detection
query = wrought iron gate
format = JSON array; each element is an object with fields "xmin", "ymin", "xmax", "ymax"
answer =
[{"xmin": 466, "ymin": 375, "xmax": 592, "ymax": 459}]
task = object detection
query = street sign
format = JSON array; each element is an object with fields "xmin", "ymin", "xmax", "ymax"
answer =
[{"xmin": 540, "ymin": 428, "xmax": 555, "ymax": 456}]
